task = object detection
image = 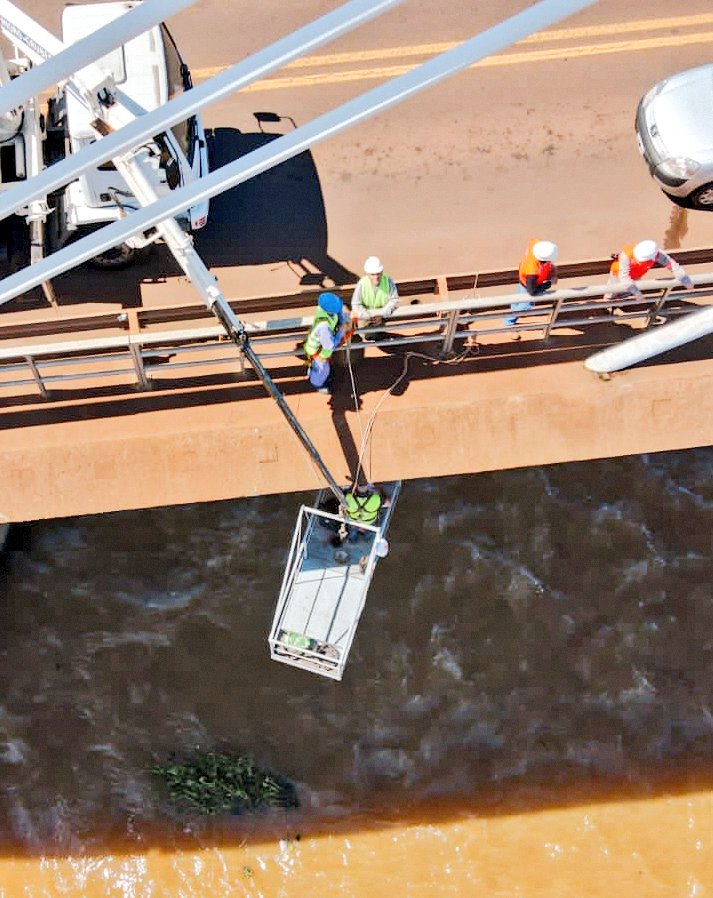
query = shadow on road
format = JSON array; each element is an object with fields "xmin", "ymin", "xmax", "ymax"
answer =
[{"xmin": 196, "ymin": 126, "xmax": 355, "ymax": 287}]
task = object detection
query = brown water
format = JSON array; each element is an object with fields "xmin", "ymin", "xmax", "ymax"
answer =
[{"xmin": 1, "ymin": 450, "xmax": 712, "ymax": 894}]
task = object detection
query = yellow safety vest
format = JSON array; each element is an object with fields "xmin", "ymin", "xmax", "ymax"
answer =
[
  {"xmin": 345, "ymin": 491, "xmax": 382, "ymax": 524},
  {"xmin": 304, "ymin": 308, "xmax": 339, "ymax": 360},
  {"xmin": 358, "ymin": 274, "xmax": 391, "ymax": 310}
]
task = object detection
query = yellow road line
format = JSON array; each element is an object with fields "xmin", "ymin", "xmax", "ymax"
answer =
[
  {"xmin": 193, "ymin": 13, "xmax": 713, "ymax": 81},
  {"xmin": 231, "ymin": 30, "xmax": 713, "ymax": 92},
  {"xmin": 284, "ymin": 12, "xmax": 713, "ymax": 69}
]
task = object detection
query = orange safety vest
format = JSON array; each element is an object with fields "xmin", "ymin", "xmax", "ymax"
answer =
[
  {"xmin": 610, "ymin": 244, "xmax": 656, "ymax": 281},
  {"xmin": 518, "ymin": 238, "xmax": 553, "ymax": 288}
]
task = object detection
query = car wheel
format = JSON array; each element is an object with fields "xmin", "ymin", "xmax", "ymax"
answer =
[
  {"xmin": 689, "ymin": 183, "xmax": 713, "ymax": 210},
  {"xmin": 88, "ymin": 243, "xmax": 136, "ymax": 269}
]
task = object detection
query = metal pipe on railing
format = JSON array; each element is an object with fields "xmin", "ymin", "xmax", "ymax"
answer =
[{"xmin": 584, "ymin": 303, "xmax": 713, "ymax": 374}]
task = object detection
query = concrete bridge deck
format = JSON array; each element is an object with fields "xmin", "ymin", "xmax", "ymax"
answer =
[{"xmin": 1, "ymin": 255, "xmax": 712, "ymax": 524}]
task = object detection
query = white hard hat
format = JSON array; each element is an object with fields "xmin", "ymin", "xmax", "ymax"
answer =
[
  {"xmin": 532, "ymin": 240, "xmax": 558, "ymax": 263},
  {"xmin": 633, "ymin": 239, "xmax": 658, "ymax": 262},
  {"xmin": 364, "ymin": 256, "xmax": 384, "ymax": 275}
]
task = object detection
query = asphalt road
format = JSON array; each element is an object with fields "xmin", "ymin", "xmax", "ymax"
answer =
[{"xmin": 20, "ymin": 0, "xmax": 713, "ymax": 299}]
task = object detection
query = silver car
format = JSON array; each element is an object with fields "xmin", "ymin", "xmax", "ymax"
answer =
[{"xmin": 636, "ymin": 63, "xmax": 713, "ymax": 209}]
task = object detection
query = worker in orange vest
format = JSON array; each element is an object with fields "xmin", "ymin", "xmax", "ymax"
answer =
[
  {"xmin": 506, "ymin": 238, "xmax": 558, "ymax": 339},
  {"xmin": 605, "ymin": 239, "xmax": 693, "ymax": 302}
]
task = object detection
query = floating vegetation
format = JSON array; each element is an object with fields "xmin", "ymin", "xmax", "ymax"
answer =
[{"xmin": 151, "ymin": 751, "xmax": 299, "ymax": 815}]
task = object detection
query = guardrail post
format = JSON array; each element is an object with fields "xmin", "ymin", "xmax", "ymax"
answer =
[
  {"xmin": 543, "ymin": 294, "xmax": 564, "ymax": 341},
  {"xmin": 126, "ymin": 312, "xmax": 150, "ymax": 390},
  {"xmin": 441, "ymin": 309, "xmax": 460, "ymax": 355},
  {"xmin": 645, "ymin": 285, "xmax": 674, "ymax": 329},
  {"xmin": 25, "ymin": 355, "xmax": 48, "ymax": 398},
  {"xmin": 128, "ymin": 341, "xmax": 150, "ymax": 390},
  {"xmin": 436, "ymin": 275, "xmax": 462, "ymax": 355}
]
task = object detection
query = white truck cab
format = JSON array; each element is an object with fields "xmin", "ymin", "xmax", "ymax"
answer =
[
  {"xmin": 0, "ymin": 0, "xmax": 210, "ymax": 269},
  {"xmin": 58, "ymin": 1, "xmax": 209, "ymax": 258}
]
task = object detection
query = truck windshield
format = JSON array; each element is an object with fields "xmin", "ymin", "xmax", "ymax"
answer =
[
  {"xmin": 160, "ymin": 23, "xmax": 195, "ymax": 165},
  {"xmin": 94, "ymin": 46, "xmax": 126, "ymax": 85}
]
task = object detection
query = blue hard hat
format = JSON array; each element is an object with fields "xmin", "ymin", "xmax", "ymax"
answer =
[{"xmin": 318, "ymin": 292, "xmax": 343, "ymax": 315}]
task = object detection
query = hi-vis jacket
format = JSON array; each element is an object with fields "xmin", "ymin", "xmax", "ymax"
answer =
[
  {"xmin": 304, "ymin": 307, "xmax": 343, "ymax": 361},
  {"xmin": 351, "ymin": 273, "xmax": 399, "ymax": 320},
  {"xmin": 519, "ymin": 238, "xmax": 555, "ymax": 296},
  {"xmin": 610, "ymin": 244, "xmax": 688, "ymax": 294},
  {"xmin": 345, "ymin": 490, "xmax": 382, "ymax": 524}
]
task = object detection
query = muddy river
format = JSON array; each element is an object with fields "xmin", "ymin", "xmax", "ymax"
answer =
[{"xmin": 0, "ymin": 450, "xmax": 712, "ymax": 895}]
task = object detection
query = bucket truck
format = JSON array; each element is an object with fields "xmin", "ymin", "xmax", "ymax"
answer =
[{"xmin": 0, "ymin": 0, "xmax": 209, "ymax": 272}]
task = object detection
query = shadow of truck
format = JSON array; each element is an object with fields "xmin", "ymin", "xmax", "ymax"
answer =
[{"xmin": 196, "ymin": 125, "xmax": 355, "ymax": 286}]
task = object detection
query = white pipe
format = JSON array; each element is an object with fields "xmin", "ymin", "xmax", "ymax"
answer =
[
  {"xmin": 584, "ymin": 301, "xmax": 713, "ymax": 373},
  {"xmin": 0, "ymin": 0, "xmax": 199, "ymax": 116},
  {"xmin": 0, "ymin": 0, "xmax": 598, "ymax": 307},
  {"xmin": 0, "ymin": 0, "xmax": 405, "ymax": 225}
]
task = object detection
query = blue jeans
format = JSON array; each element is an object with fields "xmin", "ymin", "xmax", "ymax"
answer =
[
  {"xmin": 308, "ymin": 357, "xmax": 331, "ymax": 388},
  {"xmin": 505, "ymin": 284, "xmax": 531, "ymax": 327}
]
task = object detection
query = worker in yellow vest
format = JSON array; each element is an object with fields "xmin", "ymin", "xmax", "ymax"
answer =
[
  {"xmin": 351, "ymin": 256, "xmax": 399, "ymax": 331},
  {"xmin": 303, "ymin": 292, "xmax": 350, "ymax": 394},
  {"xmin": 605, "ymin": 239, "xmax": 693, "ymax": 302},
  {"xmin": 345, "ymin": 487, "xmax": 383, "ymax": 525}
]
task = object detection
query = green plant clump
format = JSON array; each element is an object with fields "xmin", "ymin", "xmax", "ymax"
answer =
[{"xmin": 151, "ymin": 751, "xmax": 299, "ymax": 815}]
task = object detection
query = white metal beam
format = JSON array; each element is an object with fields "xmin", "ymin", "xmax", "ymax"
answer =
[
  {"xmin": 0, "ymin": 0, "xmax": 405, "ymax": 224},
  {"xmin": 585, "ymin": 299, "xmax": 713, "ymax": 373},
  {"xmin": 0, "ymin": 0, "xmax": 598, "ymax": 307},
  {"xmin": 0, "ymin": 0, "xmax": 199, "ymax": 116}
]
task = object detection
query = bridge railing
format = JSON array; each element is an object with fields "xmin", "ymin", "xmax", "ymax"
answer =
[{"xmin": 0, "ymin": 273, "xmax": 711, "ymax": 400}]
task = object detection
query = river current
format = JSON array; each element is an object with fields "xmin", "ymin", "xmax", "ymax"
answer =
[{"xmin": 0, "ymin": 449, "xmax": 712, "ymax": 890}]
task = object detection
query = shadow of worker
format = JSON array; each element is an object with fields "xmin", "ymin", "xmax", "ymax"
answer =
[{"xmin": 195, "ymin": 116, "xmax": 355, "ymax": 287}]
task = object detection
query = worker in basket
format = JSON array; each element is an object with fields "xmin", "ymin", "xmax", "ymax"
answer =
[
  {"xmin": 345, "ymin": 483, "xmax": 391, "ymax": 536},
  {"xmin": 345, "ymin": 484, "xmax": 384, "ymax": 525}
]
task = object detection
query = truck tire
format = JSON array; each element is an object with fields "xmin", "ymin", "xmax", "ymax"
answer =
[{"xmin": 87, "ymin": 242, "xmax": 136, "ymax": 270}]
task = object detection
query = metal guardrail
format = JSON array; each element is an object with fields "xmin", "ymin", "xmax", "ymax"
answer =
[{"xmin": 0, "ymin": 273, "xmax": 711, "ymax": 399}]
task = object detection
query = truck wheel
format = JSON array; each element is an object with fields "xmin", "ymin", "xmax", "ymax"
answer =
[{"xmin": 88, "ymin": 243, "xmax": 136, "ymax": 269}]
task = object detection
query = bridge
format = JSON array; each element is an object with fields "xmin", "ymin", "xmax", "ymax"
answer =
[
  {"xmin": 1, "ymin": 0, "xmax": 712, "ymax": 525},
  {"xmin": 2, "ymin": 248, "xmax": 713, "ymax": 523}
]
